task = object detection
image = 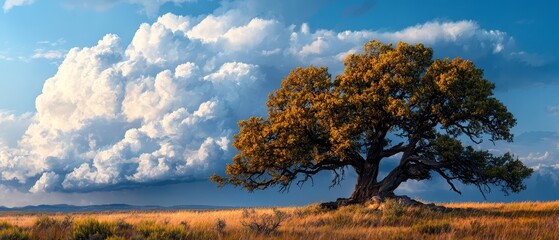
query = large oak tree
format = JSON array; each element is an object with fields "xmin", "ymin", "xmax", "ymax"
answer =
[{"xmin": 211, "ymin": 40, "xmax": 533, "ymax": 204}]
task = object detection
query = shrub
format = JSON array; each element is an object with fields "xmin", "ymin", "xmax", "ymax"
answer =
[
  {"xmin": 72, "ymin": 218, "xmax": 114, "ymax": 240},
  {"xmin": 215, "ymin": 219, "xmax": 226, "ymax": 236},
  {"xmin": 33, "ymin": 215, "xmax": 56, "ymax": 229},
  {"xmin": 381, "ymin": 199, "xmax": 407, "ymax": 226},
  {"xmin": 112, "ymin": 219, "xmax": 135, "ymax": 239},
  {"xmin": 134, "ymin": 220, "xmax": 189, "ymax": 240},
  {"xmin": 412, "ymin": 220, "xmax": 452, "ymax": 234},
  {"xmin": 135, "ymin": 220, "xmax": 158, "ymax": 238},
  {"xmin": 0, "ymin": 227, "xmax": 29, "ymax": 240},
  {"xmin": 179, "ymin": 221, "xmax": 189, "ymax": 230},
  {"xmin": 241, "ymin": 208, "xmax": 289, "ymax": 236},
  {"xmin": 31, "ymin": 215, "xmax": 72, "ymax": 240},
  {"xmin": 0, "ymin": 222, "xmax": 12, "ymax": 230},
  {"xmin": 144, "ymin": 227, "xmax": 188, "ymax": 240}
]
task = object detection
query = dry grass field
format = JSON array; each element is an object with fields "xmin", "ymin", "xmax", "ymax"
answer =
[{"xmin": 0, "ymin": 200, "xmax": 558, "ymax": 239}]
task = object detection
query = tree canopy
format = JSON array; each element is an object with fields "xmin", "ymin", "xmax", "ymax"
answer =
[{"xmin": 211, "ymin": 40, "xmax": 533, "ymax": 204}]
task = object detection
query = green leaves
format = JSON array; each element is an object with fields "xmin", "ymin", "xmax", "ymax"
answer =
[
  {"xmin": 417, "ymin": 134, "xmax": 533, "ymax": 196},
  {"xmin": 482, "ymin": 153, "xmax": 534, "ymax": 194}
]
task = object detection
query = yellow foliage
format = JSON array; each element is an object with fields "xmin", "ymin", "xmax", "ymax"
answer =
[{"xmin": 212, "ymin": 39, "xmax": 525, "ymax": 203}]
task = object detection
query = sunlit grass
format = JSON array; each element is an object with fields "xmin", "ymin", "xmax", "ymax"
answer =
[{"xmin": 0, "ymin": 201, "xmax": 558, "ymax": 239}]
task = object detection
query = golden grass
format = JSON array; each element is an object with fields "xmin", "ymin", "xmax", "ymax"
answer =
[{"xmin": 0, "ymin": 201, "xmax": 558, "ymax": 239}]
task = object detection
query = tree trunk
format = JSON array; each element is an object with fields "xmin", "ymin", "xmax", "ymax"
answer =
[
  {"xmin": 349, "ymin": 163, "xmax": 378, "ymax": 203},
  {"xmin": 349, "ymin": 163, "xmax": 409, "ymax": 204},
  {"xmin": 319, "ymin": 159, "xmax": 419, "ymax": 209}
]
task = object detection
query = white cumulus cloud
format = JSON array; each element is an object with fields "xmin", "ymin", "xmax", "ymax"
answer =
[
  {"xmin": 3, "ymin": 0, "xmax": 33, "ymax": 12},
  {"xmin": 521, "ymin": 152, "xmax": 551, "ymax": 162},
  {"xmin": 32, "ymin": 49, "xmax": 66, "ymax": 60},
  {"xmin": 29, "ymin": 172, "xmax": 61, "ymax": 193},
  {"xmin": 0, "ymin": 111, "xmax": 33, "ymax": 147}
]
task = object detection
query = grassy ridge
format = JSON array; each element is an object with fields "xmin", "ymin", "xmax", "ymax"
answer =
[{"xmin": 0, "ymin": 201, "xmax": 558, "ymax": 239}]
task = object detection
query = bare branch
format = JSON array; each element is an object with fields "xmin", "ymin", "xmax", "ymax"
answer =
[
  {"xmin": 433, "ymin": 168, "xmax": 462, "ymax": 194},
  {"xmin": 455, "ymin": 123, "xmax": 483, "ymax": 144}
]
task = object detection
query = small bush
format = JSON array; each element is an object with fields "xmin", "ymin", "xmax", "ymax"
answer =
[
  {"xmin": 215, "ymin": 218, "xmax": 226, "ymax": 236},
  {"xmin": 382, "ymin": 199, "xmax": 406, "ymax": 217},
  {"xmin": 0, "ymin": 222, "xmax": 12, "ymax": 230},
  {"xmin": 72, "ymin": 218, "xmax": 114, "ymax": 240},
  {"xmin": 0, "ymin": 227, "xmax": 29, "ymax": 240},
  {"xmin": 134, "ymin": 220, "xmax": 189, "ymax": 240},
  {"xmin": 412, "ymin": 220, "xmax": 452, "ymax": 234},
  {"xmin": 381, "ymin": 199, "xmax": 407, "ymax": 225},
  {"xmin": 179, "ymin": 221, "xmax": 189, "ymax": 230},
  {"xmin": 112, "ymin": 219, "xmax": 135, "ymax": 239},
  {"xmin": 135, "ymin": 220, "xmax": 158, "ymax": 238},
  {"xmin": 31, "ymin": 215, "xmax": 72, "ymax": 240},
  {"xmin": 33, "ymin": 215, "xmax": 56, "ymax": 229},
  {"xmin": 146, "ymin": 227, "xmax": 188, "ymax": 240},
  {"xmin": 241, "ymin": 208, "xmax": 289, "ymax": 236}
]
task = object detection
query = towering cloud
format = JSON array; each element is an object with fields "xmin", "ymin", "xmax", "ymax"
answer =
[{"xmin": 0, "ymin": 8, "xmax": 524, "ymax": 194}]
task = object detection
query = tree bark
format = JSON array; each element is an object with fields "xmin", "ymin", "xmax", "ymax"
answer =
[
  {"xmin": 349, "ymin": 162, "xmax": 378, "ymax": 203},
  {"xmin": 349, "ymin": 163, "xmax": 409, "ymax": 204}
]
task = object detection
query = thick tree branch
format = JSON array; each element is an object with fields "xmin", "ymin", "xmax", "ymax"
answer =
[
  {"xmin": 365, "ymin": 127, "xmax": 388, "ymax": 162},
  {"xmin": 379, "ymin": 142, "xmax": 405, "ymax": 158},
  {"xmin": 345, "ymin": 150, "xmax": 366, "ymax": 167}
]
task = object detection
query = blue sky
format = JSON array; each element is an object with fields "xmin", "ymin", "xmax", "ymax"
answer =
[{"xmin": 0, "ymin": 0, "xmax": 558, "ymax": 207}]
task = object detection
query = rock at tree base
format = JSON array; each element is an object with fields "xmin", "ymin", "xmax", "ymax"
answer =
[{"xmin": 319, "ymin": 195, "xmax": 449, "ymax": 212}]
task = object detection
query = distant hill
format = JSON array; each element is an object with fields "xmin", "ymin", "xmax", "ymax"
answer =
[{"xmin": 0, "ymin": 204, "xmax": 235, "ymax": 212}]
